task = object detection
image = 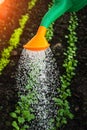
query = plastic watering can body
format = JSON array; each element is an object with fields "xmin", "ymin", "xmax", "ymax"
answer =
[
  {"xmin": 40, "ymin": 0, "xmax": 87, "ymax": 28},
  {"xmin": 68, "ymin": 0, "xmax": 87, "ymax": 12},
  {"xmin": 24, "ymin": 0, "xmax": 87, "ymax": 51}
]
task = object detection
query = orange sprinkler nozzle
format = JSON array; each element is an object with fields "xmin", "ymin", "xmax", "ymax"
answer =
[{"xmin": 23, "ymin": 26, "xmax": 50, "ymax": 51}]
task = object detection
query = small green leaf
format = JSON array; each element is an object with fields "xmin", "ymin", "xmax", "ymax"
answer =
[
  {"xmin": 53, "ymin": 98, "xmax": 63, "ymax": 106},
  {"xmin": 15, "ymin": 109, "xmax": 20, "ymax": 114},
  {"xmin": 12, "ymin": 121, "xmax": 19, "ymax": 130},
  {"xmin": 10, "ymin": 112, "xmax": 17, "ymax": 118},
  {"xmin": 18, "ymin": 117, "xmax": 25, "ymax": 124}
]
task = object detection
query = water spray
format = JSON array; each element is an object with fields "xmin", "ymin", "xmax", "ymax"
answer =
[{"xmin": 24, "ymin": 0, "xmax": 87, "ymax": 51}]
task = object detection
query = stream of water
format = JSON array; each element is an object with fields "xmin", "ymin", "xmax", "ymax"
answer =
[{"xmin": 16, "ymin": 48, "xmax": 59, "ymax": 130}]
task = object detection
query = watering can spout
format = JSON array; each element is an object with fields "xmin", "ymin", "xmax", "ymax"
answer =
[
  {"xmin": 23, "ymin": 26, "xmax": 50, "ymax": 51},
  {"xmin": 24, "ymin": 0, "xmax": 87, "ymax": 51}
]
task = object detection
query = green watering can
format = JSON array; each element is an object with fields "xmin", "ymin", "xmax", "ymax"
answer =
[{"xmin": 24, "ymin": 0, "xmax": 87, "ymax": 51}]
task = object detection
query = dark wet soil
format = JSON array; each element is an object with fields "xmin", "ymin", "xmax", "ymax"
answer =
[{"xmin": 0, "ymin": 0, "xmax": 87, "ymax": 130}]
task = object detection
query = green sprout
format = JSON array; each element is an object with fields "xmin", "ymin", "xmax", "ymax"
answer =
[{"xmin": 54, "ymin": 12, "xmax": 78, "ymax": 128}]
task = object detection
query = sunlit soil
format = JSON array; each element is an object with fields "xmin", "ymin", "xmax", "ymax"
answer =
[{"xmin": 0, "ymin": 0, "xmax": 28, "ymax": 50}]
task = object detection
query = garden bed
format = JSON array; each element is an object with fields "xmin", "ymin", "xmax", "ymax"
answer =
[{"xmin": 0, "ymin": 0, "xmax": 87, "ymax": 130}]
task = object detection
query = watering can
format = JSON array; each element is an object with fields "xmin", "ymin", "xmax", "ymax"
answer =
[{"xmin": 24, "ymin": 0, "xmax": 87, "ymax": 51}]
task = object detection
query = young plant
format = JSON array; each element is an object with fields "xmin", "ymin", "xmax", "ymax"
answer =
[
  {"xmin": 28, "ymin": 0, "xmax": 38, "ymax": 10},
  {"xmin": 0, "ymin": 0, "xmax": 38, "ymax": 75},
  {"xmin": 46, "ymin": 23, "xmax": 54, "ymax": 41},
  {"xmin": 9, "ymin": 14, "xmax": 29, "ymax": 48},
  {"xmin": 53, "ymin": 12, "xmax": 78, "ymax": 128},
  {"xmin": 10, "ymin": 71, "xmax": 38, "ymax": 130},
  {"xmin": 0, "ymin": 14, "xmax": 29, "ymax": 75}
]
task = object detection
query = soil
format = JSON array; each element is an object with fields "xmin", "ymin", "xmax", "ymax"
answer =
[{"xmin": 0, "ymin": 0, "xmax": 87, "ymax": 130}]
